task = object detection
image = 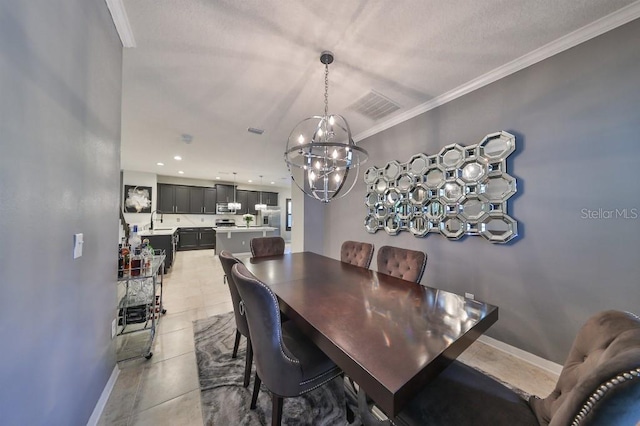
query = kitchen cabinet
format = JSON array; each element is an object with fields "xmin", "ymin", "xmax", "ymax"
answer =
[
  {"xmin": 144, "ymin": 232, "xmax": 177, "ymax": 273},
  {"xmin": 262, "ymin": 191, "xmax": 279, "ymax": 206},
  {"xmin": 177, "ymin": 227, "xmax": 216, "ymax": 251},
  {"xmin": 203, "ymin": 187, "xmax": 217, "ymax": 214},
  {"xmin": 157, "ymin": 184, "xmax": 190, "ymax": 213},
  {"xmin": 234, "ymin": 190, "xmax": 260, "ymax": 215},
  {"xmin": 216, "ymin": 184, "xmax": 236, "ymax": 203},
  {"xmin": 188, "ymin": 186, "xmax": 217, "ymax": 214}
]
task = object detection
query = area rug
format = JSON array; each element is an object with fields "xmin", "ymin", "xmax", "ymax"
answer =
[
  {"xmin": 193, "ymin": 312, "xmax": 353, "ymax": 425},
  {"xmin": 194, "ymin": 313, "xmax": 530, "ymax": 425}
]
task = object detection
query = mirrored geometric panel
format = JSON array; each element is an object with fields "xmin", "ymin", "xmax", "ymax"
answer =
[
  {"xmin": 394, "ymin": 200, "xmax": 412, "ymax": 220},
  {"xmin": 384, "ymin": 189, "xmax": 402, "ymax": 207},
  {"xmin": 365, "ymin": 215, "xmax": 379, "ymax": 234},
  {"xmin": 374, "ymin": 178, "xmax": 388, "ymax": 194},
  {"xmin": 363, "ymin": 131, "xmax": 517, "ymax": 243},
  {"xmin": 440, "ymin": 217, "xmax": 465, "ymax": 240},
  {"xmin": 478, "ymin": 173, "xmax": 516, "ymax": 202},
  {"xmin": 460, "ymin": 160, "xmax": 486, "ymax": 183},
  {"xmin": 478, "ymin": 131, "xmax": 515, "ymax": 161},
  {"xmin": 396, "ymin": 173, "xmax": 415, "ymax": 192},
  {"xmin": 409, "ymin": 215, "xmax": 430, "ymax": 237},
  {"xmin": 365, "ymin": 192, "xmax": 379, "ymax": 207},
  {"xmin": 438, "ymin": 144, "xmax": 465, "ymax": 169},
  {"xmin": 479, "ymin": 214, "xmax": 518, "ymax": 243},
  {"xmin": 409, "ymin": 154, "xmax": 429, "ymax": 176},
  {"xmin": 364, "ymin": 167, "xmax": 378, "ymax": 184},
  {"xmin": 384, "ymin": 161, "xmax": 401, "ymax": 181},
  {"xmin": 384, "ymin": 216, "xmax": 401, "ymax": 235},
  {"xmin": 424, "ymin": 167, "xmax": 445, "ymax": 188},
  {"xmin": 408, "ymin": 185, "xmax": 428, "ymax": 205},
  {"xmin": 460, "ymin": 197, "xmax": 490, "ymax": 222}
]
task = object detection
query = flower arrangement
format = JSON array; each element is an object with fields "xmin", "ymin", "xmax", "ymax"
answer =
[{"xmin": 243, "ymin": 214, "xmax": 253, "ymax": 227}]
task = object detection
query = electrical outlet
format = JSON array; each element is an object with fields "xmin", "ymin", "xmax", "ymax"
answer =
[
  {"xmin": 176, "ymin": 217, "xmax": 180, "ymax": 222},
  {"xmin": 465, "ymin": 292, "xmax": 474, "ymax": 300},
  {"xmin": 111, "ymin": 319, "xmax": 117, "ymax": 339},
  {"xmin": 201, "ymin": 218, "xmax": 204, "ymax": 222}
]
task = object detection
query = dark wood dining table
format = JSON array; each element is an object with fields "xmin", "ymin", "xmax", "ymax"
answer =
[{"xmin": 243, "ymin": 251, "xmax": 498, "ymax": 418}]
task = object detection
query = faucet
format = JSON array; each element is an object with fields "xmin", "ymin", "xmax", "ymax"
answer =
[{"xmin": 150, "ymin": 210, "xmax": 163, "ymax": 230}]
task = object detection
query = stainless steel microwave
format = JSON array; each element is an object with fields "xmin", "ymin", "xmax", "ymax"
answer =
[{"xmin": 216, "ymin": 203, "xmax": 236, "ymax": 214}]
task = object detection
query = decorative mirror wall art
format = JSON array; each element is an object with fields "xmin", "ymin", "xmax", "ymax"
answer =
[{"xmin": 363, "ymin": 131, "xmax": 518, "ymax": 243}]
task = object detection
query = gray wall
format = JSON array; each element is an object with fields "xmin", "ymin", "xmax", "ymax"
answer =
[
  {"xmin": 0, "ymin": 1, "xmax": 122, "ymax": 424},
  {"xmin": 322, "ymin": 19, "xmax": 640, "ymax": 364}
]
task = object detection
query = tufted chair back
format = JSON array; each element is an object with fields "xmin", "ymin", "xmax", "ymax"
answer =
[
  {"xmin": 340, "ymin": 241, "xmax": 374, "ymax": 268},
  {"xmin": 529, "ymin": 310, "xmax": 640, "ymax": 425},
  {"xmin": 250, "ymin": 236, "xmax": 285, "ymax": 258},
  {"xmin": 376, "ymin": 246, "xmax": 427, "ymax": 283},
  {"xmin": 218, "ymin": 251, "xmax": 248, "ymax": 337}
]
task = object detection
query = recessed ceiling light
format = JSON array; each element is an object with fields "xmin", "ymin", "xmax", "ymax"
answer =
[
  {"xmin": 178, "ymin": 170, "xmax": 184, "ymax": 174},
  {"xmin": 174, "ymin": 155, "xmax": 182, "ymax": 161},
  {"xmin": 248, "ymin": 180, "xmax": 253, "ymax": 183},
  {"xmin": 215, "ymin": 177, "xmax": 220, "ymax": 180},
  {"xmin": 270, "ymin": 182, "xmax": 275, "ymax": 185},
  {"xmin": 157, "ymin": 162, "xmax": 164, "ymax": 166}
]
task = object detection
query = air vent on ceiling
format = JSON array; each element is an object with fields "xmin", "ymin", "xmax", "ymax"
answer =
[
  {"xmin": 248, "ymin": 127, "xmax": 264, "ymax": 135},
  {"xmin": 348, "ymin": 90, "xmax": 401, "ymax": 121}
]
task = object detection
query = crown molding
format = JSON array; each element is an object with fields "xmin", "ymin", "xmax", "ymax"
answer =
[
  {"xmin": 354, "ymin": 1, "xmax": 640, "ymax": 143},
  {"xmin": 105, "ymin": 0, "xmax": 136, "ymax": 48}
]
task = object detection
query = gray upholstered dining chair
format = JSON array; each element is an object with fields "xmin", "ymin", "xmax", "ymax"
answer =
[
  {"xmin": 376, "ymin": 245, "xmax": 427, "ymax": 283},
  {"xmin": 340, "ymin": 240, "xmax": 375, "ymax": 268},
  {"xmin": 218, "ymin": 251, "xmax": 253, "ymax": 388},
  {"xmin": 250, "ymin": 236, "xmax": 285, "ymax": 258},
  {"xmin": 231, "ymin": 262, "xmax": 343, "ymax": 426},
  {"xmin": 367, "ymin": 310, "xmax": 640, "ymax": 426}
]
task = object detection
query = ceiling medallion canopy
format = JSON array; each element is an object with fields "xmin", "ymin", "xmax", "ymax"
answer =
[{"xmin": 285, "ymin": 51, "xmax": 368, "ymax": 203}]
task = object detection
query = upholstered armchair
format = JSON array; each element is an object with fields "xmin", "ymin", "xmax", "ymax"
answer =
[
  {"xmin": 340, "ymin": 241, "xmax": 375, "ymax": 268},
  {"xmin": 250, "ymin": 236, "xmax": 285, "ymax": 258},
  {"xmin": 388, "ymin": 310, "xmax": 640, "ymax": 426},
  {"xmin": 231, "ymin": 263, "xmax": 343, "ymax": 426},
  {"xmin": 376, "ymin": 245, "xmax": 427, "ymax": 283}
]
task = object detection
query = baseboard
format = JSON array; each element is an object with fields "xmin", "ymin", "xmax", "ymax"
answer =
[
  {"xmin": 86, "ymin": 364, "xmax": 120, "ymax": 426},
  {"xmin": 478, "ymin": 335, "xmax": 563, "ymax": 376}
]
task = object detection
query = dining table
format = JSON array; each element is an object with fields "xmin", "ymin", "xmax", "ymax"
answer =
[{"xmin": 242, "ymin": 251, "xmax": 498, "ymax": 419}]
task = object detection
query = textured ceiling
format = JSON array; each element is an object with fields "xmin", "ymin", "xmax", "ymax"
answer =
[{"xmin": 120, "ymin": 0, "xmax": 637, "ymax": 187}]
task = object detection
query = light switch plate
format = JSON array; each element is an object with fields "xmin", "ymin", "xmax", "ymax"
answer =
[
  {"xmin": 465, "ymin": 292, "xmax": 474, "ymax": 300},
  {"xmin": 111, "ymin": 319, "xmax": 117, "ymax": 339},
  {"xmin": 73, "ymin": 233, "xmax": 84, "ymax": 259}
]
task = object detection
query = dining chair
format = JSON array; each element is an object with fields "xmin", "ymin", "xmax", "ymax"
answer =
[
  {"xmin": 231, "ymin": 262, "xmax": 343, "ymax": 426},
  {"xmin": 340, "ymin": 240, "xmax": 375, "ymax": 268},
  {"xmin": 376, "ymin": 245, "xmax": 427, "ymax": 283},
  {"xmin": 250, "ymin": 236, "xmax": 285, "ymax": 258},
  {"xmin": 218, "ymin": 251, "xmax": 252, "ymax": 388},
  {"xmin": 374, "ymin": 310, "xmax": 640, "ymax": 426}
]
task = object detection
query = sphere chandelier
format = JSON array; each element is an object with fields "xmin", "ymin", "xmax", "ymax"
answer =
[{"xmin": 285, "ymin": 51, "xmax": 368, "ymax": 203}]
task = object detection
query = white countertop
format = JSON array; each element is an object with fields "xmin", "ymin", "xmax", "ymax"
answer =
[
  {"xmin": 138, "ymin": 228, "xmax": 177, "ymax": 236},
  {"xmin": 215, "ymin": 226, "xmax": 277, "ymax": 233}
]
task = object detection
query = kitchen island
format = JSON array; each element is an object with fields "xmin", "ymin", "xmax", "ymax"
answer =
[{"xmin": 215, "ymin": 226, "xmax": 278, "ymax": 254}]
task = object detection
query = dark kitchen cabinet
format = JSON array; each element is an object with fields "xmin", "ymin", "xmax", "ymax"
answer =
[
  {"xmin": 203, "ymin": 188, "xmax": 217, "ymax": 214},
  {"xmin": 177, "ymin": 227, "xmax": 216, "ymax": 251},
  {"xmin": 157, "ymin": 184, "xmax": 190, "ymax": 214},
  {"xmin": 233, "ymin": 190, "xmax": 260, "ymax": 215},
  {"xmin": 188, "ymin": 186, "xmax": 217, "ymax": 214},
  {"xmin": 145, "ymin": 232, "xmax": 177, "ymax": 273},
  {"xmin": 216, "ymin": 184, "xmax": 236, "ymax": 203},
  {"xmin": 262, "ymin": 191, "xmax": 278, "ymax": 206},
  {"xmin": 189, "ymin": 187, "xmax": 204, "ymax": 214}
]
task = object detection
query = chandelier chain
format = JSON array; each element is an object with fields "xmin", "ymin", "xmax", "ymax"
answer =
[{"xmin": 324, "ymin": 63, "xmax": 329, "ymax": 119}]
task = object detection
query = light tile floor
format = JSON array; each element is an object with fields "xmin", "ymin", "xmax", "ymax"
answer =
[{"xmin": 99, "ymin": 250, "xmax": 558, "ymax": 425}]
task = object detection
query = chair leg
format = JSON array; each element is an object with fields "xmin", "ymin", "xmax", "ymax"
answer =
[
  {"xmin": 232, "ymin": 329, "xmax": 241, "ymax": 358},
  {"xmin": 271, "ymin": 394, "xmax": 283, "ymax": 426},
  {"xmin": 250, "ymin": 373, "xmax": 261, "ymax": 409},
  {"xmin": 243, "ymin": 339, "xmax": 253, "ymax": 388}
]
